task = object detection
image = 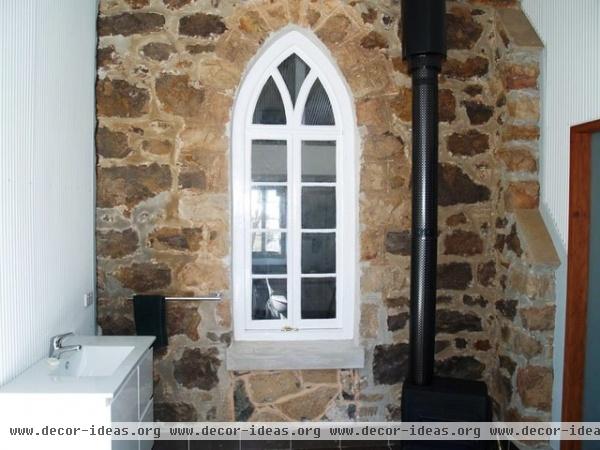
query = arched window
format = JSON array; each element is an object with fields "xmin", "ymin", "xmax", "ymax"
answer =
[{"xmin": 231, "ymin": 28, "xmax": 357, "ymax": 341}]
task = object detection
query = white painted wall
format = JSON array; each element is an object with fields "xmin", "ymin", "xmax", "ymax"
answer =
[
  {"xmin": 521, "ymin": 0, "xmax": 600, "ymax": 433},
  {"xmin": 0, "ymin": 0, "xmax": 98, "ymax": 386}
]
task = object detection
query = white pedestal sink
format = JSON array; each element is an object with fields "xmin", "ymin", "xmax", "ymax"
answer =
[{"xmin": 0, "ymin": 335, "xmax": 155, "ymax": 450}]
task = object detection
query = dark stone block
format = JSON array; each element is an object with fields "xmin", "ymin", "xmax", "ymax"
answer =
[
  {"xmin": 437, "ymin": 309, "xmax": 482, "ymax": 333},
  {"xmin": 234, "ymin": 380, "xmax": 254, "ymax": 421},
  {"xmin": 385, "ymin": 230, "xmax": 411, "ymax": 255},
  {"xmin": 373, "ymin": 343, "xmax": 409, "ymax": 385},
  {"xmin": 435, "ymin": 356, "xmax": 485, "ymax": 380},
  {"xmin": 179, "ymin": 13, "xmax": 227, "ymax": 37},
  {"xmin": 463, "ymin": 101, "xmax": 494, "ymax": 125},
  {"xmin": 446, "ymin": 10, "xmax": 483, "ymax": 49},
  {"xmin": 98, "ymin": 12, "xmax": 165, "ymax": 36},
  {"xmin": 174, "ymin": 348, "xmax": 221, "ymax": 390},
  {"xmin": 437, "ymin": 262, "xmax": 472, "ymax": 290},
  {"xmin": 447, "ymin": 130, "xmax": 489, "ymax": 156},
  {"xmin": 154, "ymin": 401, "xmax": 198, "ymax": 422},
  {"xmin": 495, "ymin": 299, "xmax": 518, "ymax": 320},
  {"xmin": 387, "ymin": 312, "xmax": 409, "ymax": 331},
  {"xmin": 438, "ymin": 164, "xmax": 491, "ymax": 206}
]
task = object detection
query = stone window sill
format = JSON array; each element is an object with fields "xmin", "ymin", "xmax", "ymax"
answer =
[{"xmin": 226, "ymin": 340, "xmax": 365, "ymax": 371}]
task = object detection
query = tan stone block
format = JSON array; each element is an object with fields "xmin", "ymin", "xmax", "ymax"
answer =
[
  {"xmin": 235, "ymin": 10, "xmax": 270, "ymax": 41},
  {"xmin": 507, "ymin": 93, "xmax": 540, "ymax": 123},
  {"xmin": 215, "ymin": 30, "xmax": 259, "ymax": 71},
  {"xmin": 501, "ymin": 124, "xmax": 540, "ymax": 142},
  {"xmin": 513, "ymin": 330, "xmax": 543, "ymax": 358},
  {"xmin": 176, "ymin": 257, "xmax": 229, "ymax": 292},
  {"xmin": 166, "ymin": 304, "xmax": 201, "ymax": 340},
  {"xmin": 316, "ymin": 14, "xmax": 354, "ymax": 46},
  {"xmin": 356, "ymin": 97, "xmax": 392, "ymax": 134},
  {"xmin": 505, "ymin": 181, "xmax": 539, "ymax": 210},
  {"xmin": 194, "ymin": 56, "xmax": 241, "ymax": 92},
  {"xmin": 362, "ymin": 133, "xmax": 404, "ymax": 161},
  {"xmin": 520, "ymin": 305, "xmax": 555, "ymax": 331},
  {"xmin": 178, "ymin": 192, "xmax": 228, "ymax": 223},
  {"xmin": 155, "ymin": 73, "xmax": 205, "ymax": 118},
  {"xmin": 275, "ymin": 386, "xmax": 339, "ymax": 420},
  {"xmin": 390, "ymin": 87, "xmax": 411, "ymax": 122},
  {"xmin": 216, "ymin": 298, "xmax": 232, "ymax": 328},
  {"xmin": 301, "ymin": 370, "xmax": 339, "ymax": 385},
  {"xmin": 497, "ymin": 148, "xmax": 537, "ymax": 173},
  {"xmin": 508, "ymin": 269, "xmax": 554, "ymax": 301},
  {"xmin": 361, "ymin": 161, "xmax": 386, "ymax": 192},
  {"xmin": 501, "ymin": 62, "xmax": 539, "ymax": 90},
  {"xmin": 360, "ymin": 304, "xmax": 379, "ymax": 339},
  {"xmin": 261, "ymin": 1, "xmax": 290, "ymax": 30},
  {"xmin": 249, "ymin": 407, "xmax": 288, "ymax": 422},
  {"xmin": 517, "ymin": 366, "xmax": 552, "ymax": 411},
  {"xmin": 248, "ymin": 371, "xmax": 302, "ymax": 403},
  {"xmin": 97, "ymin": 79, "xmax": 150, "ymax": 118}
]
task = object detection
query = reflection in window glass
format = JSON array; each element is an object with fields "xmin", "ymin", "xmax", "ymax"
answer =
[
  {"xmin": 251, "ymin": 186, "xmax": 287, "ymax": 230},
  {"xmin": 252, "ymin": 278, "xmax": 287, "ymax": 320},
  {"xmin": 303, "ymin": 79, "xmax": 335, "ymax": 126},
  {"xmin": 252, "ymin": 232, "xmax": 287, "ymax": 274},
  {"xmin": 252, "ymin": 140, "xmax": 287, "ymax": 182},
  {"xmin": 301, "ymin": 232, "xmax": 336, "ymax": 274},
  {"xmin": 278, "ymin": 53, "xmax": 310, "ymax": 106},
  {"xmin": 302, "ymin": 187, "xmax": 336, "ymax": 229},
  {"xmin": 253, "ymin": 77, "xmax": 286, "ymax": 124},
  {"xmin": 301, "ymin": 277, "xmax": 336, "ymax": 319},
  {"xmin": 302, "ymin": 141, "xmax": 336, "ymax": 182}
]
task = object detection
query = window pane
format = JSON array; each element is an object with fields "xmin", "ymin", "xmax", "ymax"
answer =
[
  {"xmin": 253, "ymin": 77, "xmax": 286, "ymax": 124},
  {"xmin": 278, "ymin": 53, "xmax": 310, "ymax": 106},
  {"xmin": 252, "ymin": 278, "xmax": 287, "ymax": 320},
  {"xmin": 301, "ymin": 233, "xmax": 335, "ymax": 274},
  {"xmin": 302, "ymin": 187, "xmax": 336, "ymax": 229},
  {"xmin": 251, "ymin": 140, "xmax": 286, "ymax": 182},
  {"xmin": 301, "ymin": 278, "xmax": 336, "ymax": 319},
  {"xmin": 252, "ymin": 232, "xmax": 287, "ymax": 274},
  {"xmin": 302, "ymin": 141, "xmax": 336, "ymax": 182},
  {"xmin": 303, "ymin": 79, "xmax": 335, "ymax": 126},
  {"xmin": 251, "ymin": 186, "xmax": 286, "ymax": 229}
]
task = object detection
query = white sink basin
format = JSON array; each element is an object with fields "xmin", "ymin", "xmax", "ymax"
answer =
[
  {"xmin": 57, "ymin": 345, "xmax": 134, "ymax": 377},
  {"xmin": 0, "ymin": 335, "xmax": 154, "ymax": 395}
]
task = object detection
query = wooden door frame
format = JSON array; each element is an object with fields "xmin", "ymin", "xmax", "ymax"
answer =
[{"xmin": 562, "ymin": 119, "xmax": 600, "ymax": 450}]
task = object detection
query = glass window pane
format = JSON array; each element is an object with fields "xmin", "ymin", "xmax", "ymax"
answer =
[
  {"xmin": 252, "ymin": 278, "xmax": 287, "ymax": 320},
  {"xmin": 252, "ymin": 232, "xmax": 287, "ymax": 275},
  {"xmin": 253, "ymin": 77, "xmax": 286, "ymax": 124},
  {"xmin": 301, "ymin": 278, "xmax": 336, "ymax": 319},
  {"xmin": 301, "ymin": 233, "xmax": 335, "ymax": 274},
  {"xmin": 251, "ymin": 186, "xmax": 286, "ymax": 229},
  {"xmin": 278, "ymin": 53, "xmax": 310, "ymax": 106},
  {"xmin": 251, "ymin": 140, "xmax": 286, "ymax": 182},
  {"xmin": 302, "ymin": 187, "xmax": 336, "ymax": 229},
  {"xmin": 302, "ymin": 141, "xmax": 336, "ymax": 182},
  {"xmin": 303, "ymin": 79, "xmax": 335, "ymax": 126}
]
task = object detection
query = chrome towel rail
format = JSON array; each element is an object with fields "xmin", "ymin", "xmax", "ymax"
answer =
[{"xmin": 130, "ymin": 293, "xmax": 222, "ymax": 302}]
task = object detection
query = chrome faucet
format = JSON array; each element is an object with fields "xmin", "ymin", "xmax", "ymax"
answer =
[{"xmin": 49, "ymin": 332, "xmax": 82, "ymax": 359}]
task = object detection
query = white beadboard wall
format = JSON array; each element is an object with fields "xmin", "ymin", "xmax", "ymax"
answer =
[
  {"xmin": 0, "ymin": 0, "xmax": 98, "ymax": 386},
  {"xmin": 521, "ymin": 0, "xmax": 600, "ymax": 434},
  {"xmin": 521, "ymin": 0, "xmax": 600, "ymax": 246}
]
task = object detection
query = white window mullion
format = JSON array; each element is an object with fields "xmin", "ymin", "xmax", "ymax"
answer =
[{"xmin": 290, "ymin": 133, "xmax": 302, "ymax": 329}]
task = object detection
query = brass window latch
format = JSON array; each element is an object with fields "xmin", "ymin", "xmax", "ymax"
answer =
[{"xmin": 281, "ymin": 326, "xmax": 299, "ymax": 332}]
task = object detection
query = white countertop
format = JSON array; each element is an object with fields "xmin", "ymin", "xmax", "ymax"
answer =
[{"xmin": 0, "ymin": 335, "xmax": 155, "ymax": 397}]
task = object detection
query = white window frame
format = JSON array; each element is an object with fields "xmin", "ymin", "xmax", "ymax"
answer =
[{"xmin": 231, "ymin": 27, "xmax": 358, "ymax": 341}]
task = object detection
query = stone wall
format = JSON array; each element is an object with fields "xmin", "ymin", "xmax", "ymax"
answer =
[{"xmin": 96, "ymin": 0, "xmax": 557, "ymax": 429}]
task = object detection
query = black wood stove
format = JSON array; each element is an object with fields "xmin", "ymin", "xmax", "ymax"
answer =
[{"xmin": 400, "ymin": 1, "xmax": 492, "ymax": 449}]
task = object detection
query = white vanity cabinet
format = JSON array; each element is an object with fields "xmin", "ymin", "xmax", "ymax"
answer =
[
  {"xmin": 0, "ymin": 335, "xmax": 155, "ymax": 450},
  {"xmin": 111, "ymin": 348, "xmax": 154, "ymax": 450}
]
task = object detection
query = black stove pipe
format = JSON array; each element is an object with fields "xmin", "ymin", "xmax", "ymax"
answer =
[{"xmin": 402, "ymin": 0, "xmax": 447, "ymax": 386}]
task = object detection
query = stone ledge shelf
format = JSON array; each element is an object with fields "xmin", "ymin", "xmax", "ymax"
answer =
[{"xmin": 226, "ymin": 340, "xmax": 365, "ymax": 371}]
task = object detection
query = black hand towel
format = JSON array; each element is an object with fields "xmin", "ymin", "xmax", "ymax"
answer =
[{"xmin": 133, "ymin": 295, "xmax": 168, "ymax": 348}]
